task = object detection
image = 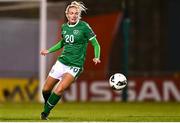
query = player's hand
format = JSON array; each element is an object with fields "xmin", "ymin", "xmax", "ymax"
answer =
[
  {"xmin": 93, "ymin": 58, "xmax": 101, "ymax": 65},
  {"xmin": 40, "ymin": 49, "xmax": 49, "ymax": 56}
]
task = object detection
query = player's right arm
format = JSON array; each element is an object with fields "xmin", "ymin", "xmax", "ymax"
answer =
[{"xmin": 40, "ymin": 39, "xmax": 64, "ymax": 56}]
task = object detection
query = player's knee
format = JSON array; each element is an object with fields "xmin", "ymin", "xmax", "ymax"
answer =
[
  {"xmin": 54, "ymin": 86, "xmax": 65, "ymax": 95},
  {"xmin": 43, "ymin": 83, "xmax": 53, "ymax": 91}
]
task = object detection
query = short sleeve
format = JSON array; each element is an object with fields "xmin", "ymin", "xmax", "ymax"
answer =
[{"xmin": 84, "ymin": 23, "xmax": 96, "ymax": 40}]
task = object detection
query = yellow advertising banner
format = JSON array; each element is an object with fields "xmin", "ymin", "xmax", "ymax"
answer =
[{"xmin": 0, "ymin": 78, "xmax": 39, "ymax": 102}]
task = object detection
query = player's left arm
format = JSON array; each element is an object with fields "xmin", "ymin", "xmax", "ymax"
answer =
[{"xmin": 90, "ymin": 37, "xmax": 101, "ymax": 65}]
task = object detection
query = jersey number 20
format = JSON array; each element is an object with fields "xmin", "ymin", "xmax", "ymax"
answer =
[{"xmin": 65, "ymin": 35, "xmax": 74, "ymax": 43}]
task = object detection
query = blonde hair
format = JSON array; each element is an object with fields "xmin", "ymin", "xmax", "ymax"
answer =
[{"xmin": 65, "ymin": 1, "xmax": 87, "ymax": 20}]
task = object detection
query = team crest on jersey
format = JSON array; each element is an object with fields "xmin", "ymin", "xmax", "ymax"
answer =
[{"xmin": 73, "ymin": 30, "xmax": 79, "ymax": 35}]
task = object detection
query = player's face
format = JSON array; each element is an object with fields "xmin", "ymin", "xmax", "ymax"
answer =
[{"xmin": 67, "ymin": 7, "xmax": 79, "ymax": 24}]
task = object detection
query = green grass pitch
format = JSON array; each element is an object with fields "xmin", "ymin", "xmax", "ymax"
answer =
[{"xmin": 0, "ymin": 102, "xmax": 180, "ymax": 122}]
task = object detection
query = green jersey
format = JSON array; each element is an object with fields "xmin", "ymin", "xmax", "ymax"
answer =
[{"xmin": 58, "ymin": 20, "xmax": 96, "ymax": 68}]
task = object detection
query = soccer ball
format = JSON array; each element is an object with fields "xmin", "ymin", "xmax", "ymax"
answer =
[{"xmin": 109, "ymin": 73, "xmax": 127, "ymax": 90}]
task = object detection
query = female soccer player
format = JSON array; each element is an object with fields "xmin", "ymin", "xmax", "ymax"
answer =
[{"xmin": 40, "ymin": 1, "xmax": 101, "ymax": 120}]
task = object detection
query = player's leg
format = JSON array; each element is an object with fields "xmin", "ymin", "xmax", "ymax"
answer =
[
  {"xmin": 42, "ymin": 73, "xmax": 75, "ymax": 118},
  {"xmin": 42, "ymin": 76, "xmax": 59, "ymax": 104},
  {"xmin": 42, "ymin": 61, "xmax": 63, "ymax": 104},
  {"xmin": 41, "ymin": 76, "xmax": 63, "ymax": 120},
  {"xmin": 41, "ymin": 64, "xmax": 82, "ymax": 120}
]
